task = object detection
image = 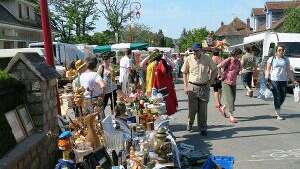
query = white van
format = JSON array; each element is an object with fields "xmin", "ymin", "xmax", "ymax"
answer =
[
  {"xmin": 29, "ymin": 42, "xmax": 85, "ymax": 67},
  {"xmin": 229, "ymin": 31, "xmax": 300, "ymax": 81},
  {"xmin": 0, "ymin": 48, "xmax": 65, "ymax": 76}
]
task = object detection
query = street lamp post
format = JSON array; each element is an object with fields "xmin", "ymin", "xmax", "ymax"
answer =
[{"xmin": 128, "ymin": 1, "xmax": 141, "ymax": 43}]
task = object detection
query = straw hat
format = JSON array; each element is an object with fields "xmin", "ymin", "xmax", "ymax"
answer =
[{"xmin": 75, "ymin": 59, "xmax": 86, "ymax": 71}]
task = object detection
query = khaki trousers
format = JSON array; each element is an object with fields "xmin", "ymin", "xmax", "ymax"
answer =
[
  {"xmin": 222, "ymin": 82, "xmax": 236, "ymax": 114},
  {"xmin": 187, "ymin": 90, "xmax": 208, "ymax": 131}
]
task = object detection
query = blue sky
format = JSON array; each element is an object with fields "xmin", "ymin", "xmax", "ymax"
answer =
[{"xmin": 95, "ymin": 0, "xmax": 276, "ymax": 39}]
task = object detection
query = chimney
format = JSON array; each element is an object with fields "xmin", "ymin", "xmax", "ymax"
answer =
[
  {"xmin": 221, "ymin": 21, "xmax": 224, "ymax": 27},
  {"xmin": 246, "ymin": 18, "xmax": 250, "ymax": 28}
]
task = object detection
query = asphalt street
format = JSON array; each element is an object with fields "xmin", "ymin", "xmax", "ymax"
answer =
[{"xmin": 170, "ymin": 79, "xmax": 300, "ymax": 169}]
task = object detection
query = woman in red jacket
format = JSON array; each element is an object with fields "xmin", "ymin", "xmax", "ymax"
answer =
[{"xmin": 153, "ymin": 52, "xmax": 178, "ymax": 115}]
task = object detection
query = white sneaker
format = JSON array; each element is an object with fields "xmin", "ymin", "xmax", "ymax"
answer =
[
  {"xmin": 275, "ymin": 110, "xmax": 283, "ymax": 120},
  {"xmin": 276, "ymin": 115, "xmax": 283, "ymax": 120}
]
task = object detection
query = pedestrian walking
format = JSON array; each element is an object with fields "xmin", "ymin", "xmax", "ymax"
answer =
[
  {"xmin": 181, "ymin": 43, "xmax": 217, "ymax": 135},
  {"xmin": 265, "ymin": 45, "xmax": 297, "ymax": 120},
  {"xmin": 241, "ymin": 45, "xmax": 256, "ymax": 97},
  {"xmin": 119, "ymin": 49, "xmax": 133, "ymax": 95},
  {"xmin": 98, "ymin": 53, "xmax": 117, "ymax": 114},
  {"xmin": 211, "ymin": 49, "xmax": 225, "ymax": 116},
  {"xmin": 218, "ymin": 48, "xmax": 243, "ymax": 123}
]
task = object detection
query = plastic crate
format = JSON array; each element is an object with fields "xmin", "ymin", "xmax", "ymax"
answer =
[
  {"xmin": 201, "ymin": 156, "xmax": 234, "ymax": 169},
  {"xmin": 211, "ymin": 156, "xmax": 234, "ymax": 169}
]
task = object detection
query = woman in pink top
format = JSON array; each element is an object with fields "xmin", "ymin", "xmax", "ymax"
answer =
[
  {"xmin": 218, "ymin": 48, "xmax": 243, "ymax": 123},
  {"xmin": 211, "ymin": 50, "xmax": 225, "ymax": 116}
]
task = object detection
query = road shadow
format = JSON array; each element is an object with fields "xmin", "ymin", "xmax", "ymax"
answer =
[
  {"xmin": 235, "ymin": 103, "xmax": 269, "ymax": 107},
  {"xmin": 178, "ymin": 99, "xmax": 188, "ymax": 103},
  {"xmin": 177, "ymin": 108, "xmax": 188, "ymax": 112},
  {"xmin": 283, "ymin": 113, "xmax": 300, "ymax": 118},
  {"xmin": 170, "ymin": 124, "xmax": 233, "ymax": 133},
  {"xmin": 206, "ymin": 126, "xmax": 279, "ymax": 140},
  {"xmin": 236, "ymin": 115, "xmax": 274, "ymax": 122},
  {"xmin": 175, "ymin": 79, "xmax": 184, "ymax": 84},
  {"xmin": 236, "ymin": 113, "xmax": 300, "ymax": 122}
]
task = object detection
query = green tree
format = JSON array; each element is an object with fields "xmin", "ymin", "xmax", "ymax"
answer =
[
  {"xmin": 157, "ymin": 29, "xmax": 166, "ymax": 47},
  {"xmin": 178, "ymin": 27, "xmax": 209, "ymax": 52},
  {"xmin": 49, "ymin": 0, "xmax": 99, "ymax": 43},
  {"xmin": 91, "ymin": 30, "xmax": 115, "ymax": 45},
  {"xmin": 165, "ymin": 37, "xmax": 174, "ymax": 48},
  {"xmin": 283, "ymin": 8, "xmax": 300, "ymax": 33},
  {"xmin": 99, "ymin": 0, "xmax": 132, "ymax": 43},
  {"xmin": 121, "ymin": 23, "xmax": 153, "ymax": 43}
]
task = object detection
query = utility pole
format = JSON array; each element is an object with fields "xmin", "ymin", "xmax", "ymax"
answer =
[{"xmin": 40, "ymin": 0, "xmax": 61, "ymax": 114}]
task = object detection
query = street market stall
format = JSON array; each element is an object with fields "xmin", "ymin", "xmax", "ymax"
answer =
[
  {"xmin": 93, "ymin": 43, "xmax": 149, "ymax": 53},
  {"xmin": 57, "ymin": 65, "xmax": 182, "ymax": 168}
]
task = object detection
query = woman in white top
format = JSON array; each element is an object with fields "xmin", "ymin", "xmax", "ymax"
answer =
[
  {"xmin": 80, "ymin": 56, "xmax": 106, "ymax": 99},
  {"xmin": 265, "ymin": 45, "xmax": 297, "ymax": 120}
]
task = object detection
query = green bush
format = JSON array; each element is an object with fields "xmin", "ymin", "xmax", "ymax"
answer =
[{"xmin": 0, "ymin": 71, "xmax": 21, "ymax": 88}]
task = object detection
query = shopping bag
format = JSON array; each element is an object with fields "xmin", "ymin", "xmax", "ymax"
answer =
[
  {"xmin": 294, "ymin": 85, "xmax": 300, "ymax": 102},
  {"xmin": 264, "ymin": 89, "xmax": 273, "ymax": 99}
]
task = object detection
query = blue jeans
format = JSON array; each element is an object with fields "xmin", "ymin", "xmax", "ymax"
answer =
[
  {"xmin": 242, "ymin": 72, "xmax": 253, "ymax": 88},
  {"xmin": 271, "ymin": 81, "xmax": 287, "ymax": 110}
]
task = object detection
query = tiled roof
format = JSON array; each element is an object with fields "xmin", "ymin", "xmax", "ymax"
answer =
[
  {"xmin": 252, "ymin": 8, "xmax": 265, "ymax": 16},
  {"xmin": 265, "ymin": 1, "xmax": 300, "ymax": 10},
  {"xmin": 0, "ymin": 4, "xmax": 42, "ymax": 30},
  {"xmin": 216, "ymin": 17, "xmax": 252, "ymax": 36}
]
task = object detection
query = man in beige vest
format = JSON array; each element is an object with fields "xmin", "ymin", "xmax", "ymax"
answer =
[{"xmin": 181, "ymin": 43, "xmax": 217, "ymax": 136}]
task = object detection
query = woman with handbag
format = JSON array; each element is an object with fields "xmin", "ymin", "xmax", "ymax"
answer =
[
  {"xmin": 265, "ymin": 45, "xmax": 297, "ymax": 120},
  {"xmin": 98, "ymin": 53, "xmax": 117, "ymax": 114},
  {"xmin": 218, "ymin": 48, "xmax": 243, "ymax": 123}
]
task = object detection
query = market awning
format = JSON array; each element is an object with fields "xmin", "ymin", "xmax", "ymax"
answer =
[{"xmin": 93, "ymin": 43, "xmax": 149, "ymax": 53}]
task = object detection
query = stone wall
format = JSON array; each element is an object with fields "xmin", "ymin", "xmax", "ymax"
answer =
[
  {"xmin": 1, "ymin": 59, "xmax": 59, "ymax": 169},
  {"xmin": 0, "ymin": 133, "xmax": 57, "ymax": 169},
  {"xmin": 0, "ymin": 80, "xmax": 24, "ymax": 158}
]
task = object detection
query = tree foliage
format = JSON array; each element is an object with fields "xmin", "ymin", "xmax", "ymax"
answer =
[
  {"xmin": 179, "ymin": 27, "xmax": 209, "ymax": 52},
  {"xmin": 283, "ymin": 8, "xmax": 300, "ymax": 33},
  {"xmin": 99, "ymin": 0, "xmax": 132, "ymax": 43},
  {"xmin": 121, "ymin": 24, "xmax": 153, "ymax": 43},
  {"xmin": 49, "ymin": 0, "xmax": 99, "ymax": 43}
]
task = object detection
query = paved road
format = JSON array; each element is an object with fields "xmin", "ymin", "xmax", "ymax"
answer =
[{"xmin": 170, "ymin": 79, "xmax": 300, "ymax": 169}]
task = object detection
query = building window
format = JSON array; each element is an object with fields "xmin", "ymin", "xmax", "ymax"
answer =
[
  {"xmin": 26, "ymin": 6, "xmax": 30, "ymax": 19},
  {"xmin": 4, "ymin": 41, "xmax": 14, "ymax": 49},
  {"xmin": 18, "ymin": 4, "xmax": 22, "ymax": 18},
  {"xmin": 17, "ymin": 42, "xmax": 27, "ymax": 48}
]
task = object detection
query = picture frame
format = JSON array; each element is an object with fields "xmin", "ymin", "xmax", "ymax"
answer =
[
  {"xmin": 5, "ymin": 109, "xmax": 26, "ymax": 143},
  {"xmin": 16, "ymin": 105, "xmax": 34, "ymax": 135}
]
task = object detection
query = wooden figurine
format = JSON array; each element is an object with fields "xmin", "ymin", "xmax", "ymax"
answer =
[{"xmin": 83, "ymin": 112, "xmax": 101, "ymax": 149}]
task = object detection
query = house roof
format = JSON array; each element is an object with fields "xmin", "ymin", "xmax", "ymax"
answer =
[
  {"xmin": 215, "ymin": 17, "xmax": 252, "ymax": 36},
  {"xmin": 265, "ymin": 1, "xmax": 300, "ymax": 10},
  {"xmin": 0, "ymin": 4, "xmax": 42, "ymax": 30},
  {"xmin": 251, "ymin": 8, "xmax": 265, "ymax": 16},
  {"xmin": 6, "ymin": 52, "xmax": 59, "ymax": 81}
]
